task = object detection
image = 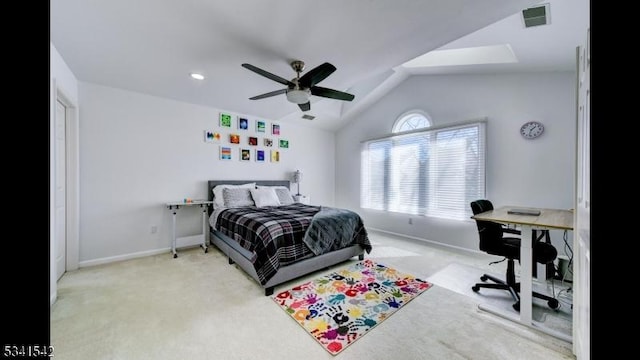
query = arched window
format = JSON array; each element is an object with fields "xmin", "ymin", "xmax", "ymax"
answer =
[{"xmin": 392, "ymin": 111, "xmax": 431, "ymax": 133}]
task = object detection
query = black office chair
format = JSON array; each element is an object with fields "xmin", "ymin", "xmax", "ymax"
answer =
[{"xmin": 470, "ymin": 200, "xmax": 559, "ymax": 311}]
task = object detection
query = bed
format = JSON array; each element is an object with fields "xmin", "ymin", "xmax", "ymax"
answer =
[{"xmin": 207, "ymin": 180, "xmax": 371, "ymax": 295}]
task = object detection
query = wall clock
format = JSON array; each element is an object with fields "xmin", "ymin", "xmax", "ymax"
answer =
[{"xmin": 520, "ymin": 121, "xmax": 544, "ymax": 139}]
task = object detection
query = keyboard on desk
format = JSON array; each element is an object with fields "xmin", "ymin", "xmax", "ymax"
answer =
[{"xmin": 507, "ymin": 208, "xmax": 541, "ymax": 216}]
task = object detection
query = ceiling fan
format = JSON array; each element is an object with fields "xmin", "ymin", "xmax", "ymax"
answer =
[{"xmin": 241, "ymin": 60, "xmax": 355, "ymax": 112}]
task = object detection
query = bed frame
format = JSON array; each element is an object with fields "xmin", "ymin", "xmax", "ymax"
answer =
[{"xmin": 207, "ymin": 180, "xmax": 366, "ymax": 296}]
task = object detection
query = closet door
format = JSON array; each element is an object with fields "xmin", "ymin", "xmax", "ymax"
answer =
[{"xmin": 573, "ymin": 28, "xmax": 590, "ymax": 360}]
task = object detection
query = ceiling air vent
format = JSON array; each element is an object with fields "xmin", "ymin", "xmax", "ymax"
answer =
[
  {"xmin": 522, "ymin": 3, "xmax": 550, "ymax": 28},
  {"xmin": 301, "ymin": 114, "xmax": 315, "ymax": 120}
]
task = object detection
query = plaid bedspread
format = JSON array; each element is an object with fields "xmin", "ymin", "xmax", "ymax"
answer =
[{"xmin": 215, "ymin": 203, "xmax": 371, "ymax": 285}]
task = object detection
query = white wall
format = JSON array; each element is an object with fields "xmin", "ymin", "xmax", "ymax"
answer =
[
  {"xmin": 79, "ymin": 82, "xmax": 335, "ymax": 263},
  {"xmin": 50, "ymin": 42, "xmax": 79, "ymax": 304},
  {"xmin": 336, "ymin": 72, "xmax": 575, "ymax": 252}
]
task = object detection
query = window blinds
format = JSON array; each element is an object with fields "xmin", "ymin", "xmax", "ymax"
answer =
[{"xmin": 361, "ymin": 121, "xmax": 486, "ymax": 220}]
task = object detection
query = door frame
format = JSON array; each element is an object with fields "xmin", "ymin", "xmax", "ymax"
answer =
[
  {"xmin": 573, "ymin": 31, "xmax": 590, "ymax": 360},
  {"xmin": 54, "ymin": 81, "xmax": 79, "ymax": 274}
]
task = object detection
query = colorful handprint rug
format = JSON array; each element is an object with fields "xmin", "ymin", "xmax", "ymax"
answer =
[{"xmin": 272, "ymin": 259, "xmax": 433, "ymax": 355}]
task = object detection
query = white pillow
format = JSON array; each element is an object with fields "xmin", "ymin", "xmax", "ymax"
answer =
[
  {"xmin": 257, "ymin": 185, "xmax": 294, "ymax": 205},
  {"xmin": 222, "ymin": 188, "xmax": 255, "ymax": 208},
  {"xmin": 250, "ymin": 188, "xmax": 281, "ymax": 207},
  {"xmin": 212, "ymin": 183, "xmax": 256, "ymax": 208},
  {"xmin": 275, "ymin": 188, "xmax": 295, "ymax": 205}
]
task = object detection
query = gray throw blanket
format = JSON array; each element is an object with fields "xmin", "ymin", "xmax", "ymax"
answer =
[{"xmin": 302, "ymin": 206, "xmax": 372, "ymax": 256}]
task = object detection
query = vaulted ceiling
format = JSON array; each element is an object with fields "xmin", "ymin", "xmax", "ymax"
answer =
[{"xmin": 51, "ymin": 0, "xmax": 585, "ymax": 131}]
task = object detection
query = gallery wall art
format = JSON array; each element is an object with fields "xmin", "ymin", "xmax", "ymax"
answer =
[
  {"xmin": 256, "ymin": 149, "xmax": 265, "ymax": 162},
  {"xmin": 204, "ymin": 130, "xmax": 221, "ymax": 143},
  {"xmin": 256, "ymin": 120, "xmax": 266, "ymax": 133},
  {"xmin": 238, "ymin": 117, "xmax": 249, "ymax": 130},
  {"xmin": 220, "ymin": 113, "xmax": 232, "ymax": 128},
  {"xmin": 207, "ymin": 113, "xmax": 290, "ymax": 164},
  {"xmin": 240, "ymin": 148, "xmax": 251, "ymax": 161},
  {"xmin": 220, "ymin": 146, "xmax": 232, "ymax": 160},
  {"xmin": 271, "ymin": 150, "xmax": 280, "ymax": 162}
]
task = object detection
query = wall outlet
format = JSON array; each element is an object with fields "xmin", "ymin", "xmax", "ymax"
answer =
[
  {"xmin": 408, "ymin": 218, "xmax": 413, "ymax": 225},
  {"xmin": 150, "ymin": 225, "xmax": 158, "ymax": 234}
]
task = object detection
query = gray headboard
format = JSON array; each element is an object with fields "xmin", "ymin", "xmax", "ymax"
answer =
[{"xmin": 207, "ymin": 180, "xmax": 291, "ymax": 202}]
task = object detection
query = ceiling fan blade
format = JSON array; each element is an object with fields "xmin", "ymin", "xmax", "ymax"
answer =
[
  {"xmin": 249, "ymin": 88, "xmax": 287, "ymax": 100},
  {"xmin": 310, "ymin": 86, "xmax": 355, "ymax": 101},
  {"xmin": 299, "ymin": 62, "xmax": 336, "ymax": 88},
  {"xmin": 242, "ymin": 63, "xmax": 294, "ymax": 87},
  {"xmin": 298, "ymin": 102, "xmax": 311, "ymax": 112}
]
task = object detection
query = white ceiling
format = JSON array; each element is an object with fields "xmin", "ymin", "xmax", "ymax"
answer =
[
  {"xmin": 51, "ymin": 0, "xmax": 586, "ymax": 132},
  {"xmin": 403, "ymin": 0, "xmax": 588, "ymax": 75}
]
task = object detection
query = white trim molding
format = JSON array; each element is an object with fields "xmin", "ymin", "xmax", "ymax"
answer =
[
  {"xmin": 56, "ymin": 85, "xmax": 80, "ymax": 272},
  {"xmin": 79, "ymin": 247, "xmax": 173, "ymax": 268},
  {"xmin": 367, "ymin": 227, "xmax": 485, "ymax": 256}
]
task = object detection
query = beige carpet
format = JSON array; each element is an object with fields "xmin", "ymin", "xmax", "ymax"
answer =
[
  {"xmin": 427, "ymin": 262, "xmax": 573, "ymax": 337},
  {"xmin": 51, "ymin": 232, "xmax": 575, "ymax": 360}
]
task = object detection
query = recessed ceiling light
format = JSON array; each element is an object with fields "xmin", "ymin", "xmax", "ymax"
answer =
[{"xmin": 190, "ymin": 73, "xmax": 205, "ymax": 80}]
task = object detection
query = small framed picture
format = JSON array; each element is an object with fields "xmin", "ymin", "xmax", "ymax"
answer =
[
  {"xmin": 220, "ymin": 113, "xmax": 232, "ymax": 128},
  {"xmin": 240, "ymin": 148, "xmax": 251, "ymax": 161},
  {"xmin": 279, "ymin": 139, "xmax": 289, "ymax": 149},
  {"xmin": 256, "ymin": 149, "xmax": 265, "ymax": 162},
  {"xmin": 229, "ymin": 134, "xmax": 240, "ymax": 144},
  {"xmin": 238, "ymin": 117, "xmax": 249, "ymax": 130},
  {"xmin": 256, "ymin": 120, "xmax": 266, "ymax": 133},
  {"xmin": 248, "ymin": 136, "xmax": 258, "ymax": 146},
  {"xmin": 204, "ymin": 130, "xmax": 221, "ymax": 143},
  {"xmin": 263, "ymin": 138, "xmax": 273, "ymax": 147},
  {"xmin": 270, "ymin": 149, "xmax": 280, "ymax": 162},
  {"xmin": 220, "ymin": 146, "xmax": 232, "ymax": 160},
  {"xmin": 272, "ymin": 123, "xmax": 280, "ymax": 135}
]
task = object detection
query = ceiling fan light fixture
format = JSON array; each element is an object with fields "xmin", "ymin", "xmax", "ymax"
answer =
[{"xmin": 286, "ymin": 88, "xmax": 310, "ymax": 104}]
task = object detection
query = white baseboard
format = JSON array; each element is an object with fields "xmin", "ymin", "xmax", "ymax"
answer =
[
  {"xmin": 50, "ymin": 292, "xmax": 57, "ymax": 306},
  {"xmin": 79, "ymin": 247, "xmax": 171, "ymax": 268},
  {"xmin": 367, "ymin": 227, "xmax": 484, "ymax": 256},
  {"xmin": 77, "ymin": 230, "xmax": 480, "ymax": 268}
]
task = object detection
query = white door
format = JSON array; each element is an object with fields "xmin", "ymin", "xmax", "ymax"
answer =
[
  {"xmin": 574, "ymin": 29, "xmax": 590, "ymax": 360},
  {"xmin": 55, "ymin": 99, "xmax": 67, "ymax": 280}
]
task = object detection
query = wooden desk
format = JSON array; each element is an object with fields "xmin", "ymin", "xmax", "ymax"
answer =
[{"xmin": 472, "ymin": 206, "xmax": 573, "ymax": 342}]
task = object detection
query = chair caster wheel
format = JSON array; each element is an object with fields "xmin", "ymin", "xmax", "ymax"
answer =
[
  {"xmin": 480, "ymin": 275, "xmax": 488, "ymax": 282},
  {"xmin": 548, "ymin": 298, "xmax": 559, "ymax": 309},
  {"xmin": 472, "ymin": 285, "xmax": 480, "ymax": 292},
  {"xmin": 513, "ymin": 301, "xmax": 520, "ymax": 312},
  {"xmin": 173, "ymin": 253, "xmax": 178, "ymax": 259}
]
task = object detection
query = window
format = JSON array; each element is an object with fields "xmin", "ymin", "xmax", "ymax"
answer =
[
  {"xmin": 361, "ymin": 119, "xmax": 486, "ymax": 220},
  {"xmin": 393, "ymin": 111, "xmax": 431, "ymax": 132}
]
